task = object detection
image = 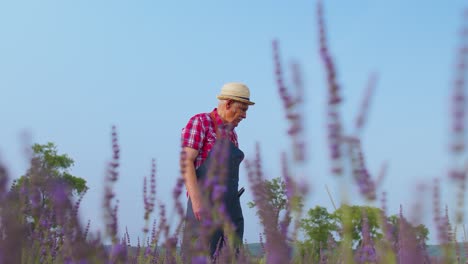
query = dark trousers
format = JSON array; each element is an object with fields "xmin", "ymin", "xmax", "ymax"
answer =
[{"xmin": 183, "ymin": 194, "xmax": 244, "ymax": 257}]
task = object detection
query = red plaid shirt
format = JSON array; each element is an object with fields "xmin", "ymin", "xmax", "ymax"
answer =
[{"xmin": 181, "ymin": 108, "xmax": 238, "ymax": 169}]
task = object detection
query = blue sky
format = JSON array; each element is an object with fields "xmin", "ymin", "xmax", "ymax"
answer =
[{"xmin": 0, "ymin": 0, "xmax": 466, "ymax": 244}]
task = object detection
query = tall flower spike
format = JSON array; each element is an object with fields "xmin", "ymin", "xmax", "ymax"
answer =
[
  {"xmin": 450, "ymin": 8, "xmax": 468, "ymax": 156},
  {"xmin": 464, "ymin": 224, "xmax": 468, "ymax": 263},
  {"xmin": 143, "ymin": 160, "xmax": 157, "ymax": 224},
  {"xmin": 348, "ymin": 138, "xmax": 376, "ymax": 200},
  {"xmin": 143, "ymin": 176, "xmax": 149, "ymax": 222},
  {"xmin": 354, "ymin": 73, "xmax": 378, "ymax": 136},
  {"xmin": 397, "ymin": 205, "xmax": 417, "ymax": 263},
  {"xmin": 380, "ymin": 192, "xmax": 394, "ymax": 247},
  {"xmin": 273, "ymin": 40, "xmax": 294, "ymax": 110},
  {"xmin": 108, "ymin": 126, "xmax": 120, "ymax": 182},
  {"xmin": 375, "ymin": 162, "xmax": 388, "ymax": 189},
  {"xmin": 83, "ymin": 220, "xmax": 91, "ymax": 241},
  {"xmin": 154, "ymin": 201, "xmax": 167, "ymax": 247},
  {"xmin": 450, "ymin": 11, "xmax": 468, "ymax": 231},
  {"xmin": 290, "ymin": 62, "xmax": 307, "ymax": 162},
  {"xmin": 273, "ymin": 41, "xmax": 307, "ymax": 163},
  {"xmin": 137, "ymin": 236, "xmax": 141, "ymax": 256},
  {"xmin": 259, "ymin": 232, "xmax": 265, "ymax": 255},
  {"xmin": 453, "ymin": 225, "xmax": 461, "ymax": 264},
  {"xmin": 445, "ymin": 205, "xmax": 453, "ymax": 243},
  {"xmin": 73, "ymin": 190, "xmax": 86, "ymax": 219},
  {"xmin": 151, "ymin": 218, "xmax": 157, "ymax": 245},
  {"xmin": 150, "ymin": 159, "xmax": 156, "ymax": 203},
  {"xmin": 455, "ymin": 164, "xmax": 466, "ymax": 223},
  {"xmin": 104, "ymin": 126, "xmax": 121, "ymax": 244},
  {"xmin": 172, "ymin": 176, "xmax": 186, "ymax": 236},
  {"xmin": 245, "ymin": 143, "xmax": 290, "ymax": 264},
  {"xmin": 354, "ymin": 210, "xmax": 377, "ymax": 263},
  {"xmin": 433, "ymin": 178, "xmax": 448, "ymax": 245},
  {"xmin": 317, "ymin": 1, "xmax": 341, "ymax": 105},
  {"xmin": 317, "ymin": 0, "xmax": 344, "ymax": 175}
]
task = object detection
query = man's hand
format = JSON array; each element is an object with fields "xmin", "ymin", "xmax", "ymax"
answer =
[
  {"xmin": 192, "ymin": 199, "xmax": 202, "ymax": 221},
  {"xmin": 194, "ymin": 211, "xmax": 202, "ymax": 221}
]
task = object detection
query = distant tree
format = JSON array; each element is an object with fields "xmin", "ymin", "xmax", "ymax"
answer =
[
  {"xmin": 299, "ymin": 204, "xmax": 430, "ymax": 253},
  {"xmin": 11, "ymin": 142, "xmax": 88, "ymax": 206},
  {"xmin": 248, "ymin": 177, "xmax": 303, "ymax": 226},
  {"xmin": 332, "ymin": 204, "xmax": 383, "ymax": 246},
  {"xmin": 413, "ymin": 224, "xmax": 429, "ymax": 244},
  {"xmin": 388, "ymin": 215, "xmax": 429, "ymax": 246},
  {"xmin": 300, "ymin": 206, "xmax": 339, "ymax": 255}
]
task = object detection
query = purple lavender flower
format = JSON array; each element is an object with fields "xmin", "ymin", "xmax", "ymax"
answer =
[
  {"xmin": 103, "ymin": 126, "xmax": 121, "ymax": 244},
  {"xmin": 259, "ymin": 232, "xmax": 265, "ymax": 255},
  {"xmin": 354, "ymin": 73, "xmax": 378, "ymax": 135},
  {"xmin": 211, "ymin": 185, "xmax": 227, "ymax": 201},
  {"xmin": 110, "ymin": 243, "xmax": 127, "ymax": 262},
  {"xmin": 245, "ymin": 143, "xmax": 290, "ymax": 264},
  {"xmin": 191, "ymin": 255, "xmax": 208, "ymax": 264},
  {"xmin": 450, "ymin": 15, "xmax": 467, "ymax": 155},
  {"xmin": 432, "ymin": 178, "xmax": 449, "ymax": 245},
  {"xmin": 83, "ymin": 220, "xmax": 90, "ymax": 240},
  {"xmin": 143, "ymin": 159, "xmax": 157, "ymax": 223},
  {"xmin": 397, "ymin": 205, "xmax": 428, "ymax": 263},
  {"xmin": 347, "ymin": 138, "xmax": 376, "ymax": 200},
  {"xmin": 273, "ymin": 41, "xmax": 307, "ymax": 163},
  {"xmin": 354, "ymin": 210, "xmax": 377, "ymax": 263},
  {"xmin": 317, "ymin": 0, "xmax": 345, "ymax": 176}
]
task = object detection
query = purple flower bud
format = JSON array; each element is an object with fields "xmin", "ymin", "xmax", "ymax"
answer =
[
  {"xmin": 211, "ymin": 185, "xmax": 226, "ymax": 201},
  {"xmin": 191, "ymin": 256, "xmax": 208, "ymax": 264}
]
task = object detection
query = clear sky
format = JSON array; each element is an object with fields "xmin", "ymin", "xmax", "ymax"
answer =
[{"xmin": 0, "ymin": 0, "xmax": 466, "ymax": 245}]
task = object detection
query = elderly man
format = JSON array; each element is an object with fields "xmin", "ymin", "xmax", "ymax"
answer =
[{"xmin": 180, "ymin": 82, "xmax": 254, "ymax": 257}]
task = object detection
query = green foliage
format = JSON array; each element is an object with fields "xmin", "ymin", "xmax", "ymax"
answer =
[
  {"xmin": 299, "ymin": 203, "xmax": 431, "ymax": 259},
  {"xmin": 300, "ymin": 206, "xmax": 338, "ymax": 255},
  {"xmin": 414, "ymin": 224, "xmax": 429, "ymax": 243},
  {"xmin": 388, "ymin": 215, "xmax": 429, "ymax": 245},
  {"xmin": 248, "ymin": 177, "xmax": 285, "ymax": 215},
  {"xmin": 62, "ymin": 173, "xmax": 88, "ymax": 195},
  {"xmin": 12, "ymin": 142, "xmax": 88, "ymax": 196},
  {"xmin": 32, "ymin": 142, "xmax": 74, "ymax": 171},
  {"xmin": 248, "ymin": 177, "xmax": 303, "ymax": 224},
  {"xmin": 332, "ymin": 204, "xmax": 383, "ymax": 245},
  {"xmin": 264, "ymin": 177, "xmax": 288, "ymax": 213}
]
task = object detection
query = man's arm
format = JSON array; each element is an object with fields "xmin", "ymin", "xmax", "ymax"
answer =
[{"xmin": 181, "ymin": 147, "xmax": 202, "ymax": 220}]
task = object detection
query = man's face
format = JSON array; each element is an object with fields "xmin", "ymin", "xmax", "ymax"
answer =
[{"xmin": 225, "ymin": 100, "xmax": 249, "ymax": 127}]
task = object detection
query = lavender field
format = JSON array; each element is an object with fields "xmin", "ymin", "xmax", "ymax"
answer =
[{"xmin": 0, "ymin": 1, "xmax": 467, "ymax": 263}]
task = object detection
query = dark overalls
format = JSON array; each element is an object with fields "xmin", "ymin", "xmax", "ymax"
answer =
[{"xmin": 183, "ymin": 138, "xmax": 245, "ymax": 257}]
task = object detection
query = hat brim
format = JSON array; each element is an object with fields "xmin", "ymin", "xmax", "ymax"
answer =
[{"xmin": 217, "ymin": 95, "xmax": 255, "ymax": 105}]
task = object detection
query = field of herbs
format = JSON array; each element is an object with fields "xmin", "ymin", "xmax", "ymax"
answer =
[{"xmin": 0, "ymin": 2, "xmax": 467, "ymax": 264}]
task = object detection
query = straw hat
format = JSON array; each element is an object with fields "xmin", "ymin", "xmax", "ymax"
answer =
[{"xmin": 216, "ymin": 82, "xmax": 255, "ymax": 105}]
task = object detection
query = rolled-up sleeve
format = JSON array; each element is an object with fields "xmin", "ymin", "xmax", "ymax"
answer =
[{"xmin": 181, "ymin": 115, "xmax": 204, "ymax": 151}]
